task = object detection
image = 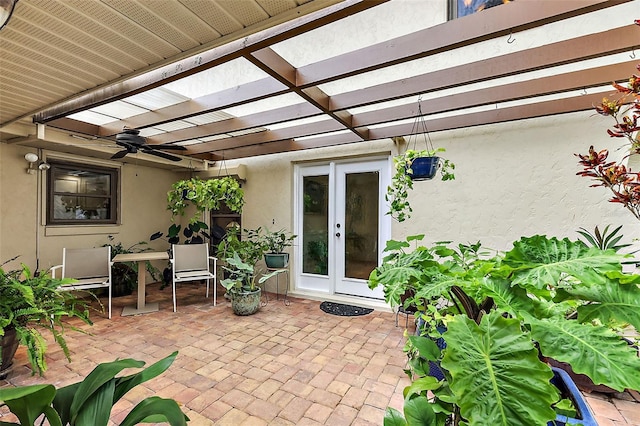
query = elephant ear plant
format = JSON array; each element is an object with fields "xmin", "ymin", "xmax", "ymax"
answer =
[
  {"xmin": 369, "ymin": 234, "xmax": 640, "ymax": 426},
  {"xmin": 0, "ymin": 351, "xmax": 187, "ymax": 426}
]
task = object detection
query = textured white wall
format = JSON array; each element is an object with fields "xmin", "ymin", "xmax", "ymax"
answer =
[
  {"xmin": 236, "ymin": 110, "xmax": 639, "ymax": 258},
  {"xmin": 393, "ymin": 110, "xmax": 638, "ymax": 251}
]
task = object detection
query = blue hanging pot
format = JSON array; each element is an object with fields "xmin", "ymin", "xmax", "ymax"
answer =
[{"xmin": 407, "ymin": 156, "xmax": 440, "ymax": 181}]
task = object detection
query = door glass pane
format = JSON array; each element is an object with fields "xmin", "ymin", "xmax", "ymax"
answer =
[
  {"xmin": 345, "ymin": 172, "xmax": 379, "ymax": 279},
  {"xmin": 303, "ymin": 175, "xmax": 329, "ymax": 275}
]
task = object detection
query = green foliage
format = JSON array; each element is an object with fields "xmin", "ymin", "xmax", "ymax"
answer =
[
  {"xmin": 386, "ymin": 149, "xmax": 455, "ymax": 222},
  {"xmin": 221, "ymin": 251, "xmax": 285, "ymax": 294},
  {"xmin": 151, "ymin": 220, "xmax": 210, "ymax": 246},
  {"xmin": 369, "ymin": 233, "xmax": 640, "ymax": 425},
  {"xmin": 577, "ymin": 224, "xmax": 632, "ymax": 252},
  {"xmin": 260, "ymin": 228, "xmax": 296, "ymax": 253},
  {"xmin": 0, "ymin": 264, "xmax": 92, "ymax": 376},
  {"xmin": 442, "ymin": 312, "xmax": 558, "ymax": 425},
  {"xmin": 0, "ymin": 351, "xmax": 187, "ymax": 426},
  {"xmin": 167, "ymin": 177, "xmax": 244, "ymax": 223},
  {"xmin": 216, "ymin": 226, "xmax": 266, "ymax": 267}
]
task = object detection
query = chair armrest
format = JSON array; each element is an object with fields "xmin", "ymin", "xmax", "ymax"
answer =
[
  {"xmin": 208, "ymin": 256, "xmax": 217, "ymax": 261},
  {"xmin": 50, "ymin": 264, "xmax": 62, "ymax": 279}
]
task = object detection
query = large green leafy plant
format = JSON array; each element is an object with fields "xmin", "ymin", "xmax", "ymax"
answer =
[
  {"xmin": 0, "ymin": 263, "xmax": 92, "ymax": 376},
  {"xmin": 0, "ymin": 351, "xmax": 187, "ymax": 426},
  {"xmin": 369, "ymin": 234, "xmax": 640, "ymax": 425}
]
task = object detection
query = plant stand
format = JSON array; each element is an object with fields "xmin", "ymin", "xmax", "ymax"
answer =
[{"xmin": 262, "ymin": 267, "xmax": 290, "ymax": 306}]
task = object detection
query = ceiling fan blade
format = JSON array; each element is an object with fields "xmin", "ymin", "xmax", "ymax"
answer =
[
  {"xmin": 111, "ymin": 149, "xmax": 129, "ymax": 159},
  {"xmin": 142, "ymin": 148, "xmax": 182, "ymax": 162},
  {"xmin": 151, "ymin": 144, "xmax": 187, "ymax": 151}
]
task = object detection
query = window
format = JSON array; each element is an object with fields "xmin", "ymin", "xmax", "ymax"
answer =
[
  {"xmin": 449, "ymin": 0, "xmax": 514, "ymax": 19},
  {"xmin": 47, "ymin": 161, "xmax": 118, "ymax": 225}
]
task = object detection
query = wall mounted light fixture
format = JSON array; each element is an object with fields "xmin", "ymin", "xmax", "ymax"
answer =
[
  {"xmin": 25, "ymin": 152, "xmax": 50, "ymax": 174},
  {"xmin": 0, "ymin": 0, "xmax": 18, "ymax": 31}
]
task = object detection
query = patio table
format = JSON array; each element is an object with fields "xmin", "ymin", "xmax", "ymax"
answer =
[{"xmin": 113, "ymin": 251, "xmax": 169, "ymax": 316}]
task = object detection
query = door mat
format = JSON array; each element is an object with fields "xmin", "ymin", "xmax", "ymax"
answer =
[{"xmin": 319, "ymin": 301, "xmax": 373, "ymax": 317}]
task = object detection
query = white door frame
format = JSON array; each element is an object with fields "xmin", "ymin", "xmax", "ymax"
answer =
[{"xmin": 293, "ymin": 156, "xmax": 391, "ymax": 300}]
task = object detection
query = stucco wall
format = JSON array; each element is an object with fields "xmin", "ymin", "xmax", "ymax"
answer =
[
  {"xmin": 236, "ymin": 109, "xmax": 638, "ymax": 260},
  {"xmin": 0, "ymin": 144, "xmax": 181, "ymax": 274},
  {"xmin": 393, "ymin": 111, "xmax": 637, "ymax": 251}
]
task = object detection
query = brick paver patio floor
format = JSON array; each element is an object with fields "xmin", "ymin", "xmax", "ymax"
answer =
[{"xmin": 1, "ymin": 282, "xmax": 638, "ymax": 425}]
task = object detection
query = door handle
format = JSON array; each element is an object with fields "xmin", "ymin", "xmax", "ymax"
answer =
[{"xmin": 336, "ymin": 232, "xmax": 341, "ymax": 237}]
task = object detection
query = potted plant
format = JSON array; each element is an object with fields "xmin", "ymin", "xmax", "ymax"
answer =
[
  {"xmin": 0, "ymin": 262, "xmax": 93, "ymax": 378},
  {"xmin": 386, "ymin": 148, "xmax": 455, "ymax": 222},
  {"xmin": 166, "ymin": 177, "xmax": 244, "ymax": 224},
  {"xmin": 0, "ymin": 351, "xmax": 188, "ymax": 426},
  {"xmin": 260, "ymin": 228, "xmax": 296, "ymax": 268},
  {"xmin": 220, "ymin": 252, "xmax": 283, "ymax": 315},
  {"xmin": 369, "ymin": 234, "xmax": 640, "ymax": 425}
]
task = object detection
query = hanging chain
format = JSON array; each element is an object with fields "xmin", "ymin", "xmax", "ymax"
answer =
[{"xmin": 408, "ymin": 96, "xmax": 435, "ymax": 153}]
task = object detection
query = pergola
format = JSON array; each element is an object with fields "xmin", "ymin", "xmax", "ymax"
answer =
[{"xmin": 1, "ymin": 0, "xmax": 638, "ymax": 164}]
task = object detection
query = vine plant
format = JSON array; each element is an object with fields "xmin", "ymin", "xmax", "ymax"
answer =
[{"xmin": 576, "ymin": 23, "xmax": 640, "ymax": 220}]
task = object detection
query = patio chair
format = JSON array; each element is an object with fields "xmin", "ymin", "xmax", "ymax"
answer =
[
  {"xmin": 171, "ymin": 243, "xmax": 217, "ymax": 312},
  {"xmin": 50, "ymin": 246, "xmax": 113, "ymax": 319}
]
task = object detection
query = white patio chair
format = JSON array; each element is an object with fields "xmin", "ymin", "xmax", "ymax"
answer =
[
  {"xmin": 50, "ymin": 246, "xmax": 113, "ymax": 319},
  {"xmin": 171, "ymin": 243, "xmax": 217, "ymax": 312}
]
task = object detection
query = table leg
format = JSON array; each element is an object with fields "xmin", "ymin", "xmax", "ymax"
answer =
[
  {"xmin": 137, "ymin": 260, "xmax": 146, "ymax": 309},
  {"xmin": 121, "ymin": 260, "xmax": 160, "ymax": 316}
]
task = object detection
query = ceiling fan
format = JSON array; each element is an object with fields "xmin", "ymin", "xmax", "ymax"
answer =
[{"xmin": 111, "ymin": 128, "xmax": 187, "ymax": 162}]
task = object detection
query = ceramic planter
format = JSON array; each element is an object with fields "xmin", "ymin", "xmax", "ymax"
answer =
[
  {"xmin": 264, "ymin": 253, "xmax": 289, "ymax": 269},
  {"xmin": 407, "ymin": 156, "xmax": 440, "ymax": 181},
  {"xmin": 415, "ymin": 317, "xmax": 447, "ymax": 380},
  {"xmin": 0, "ymin": 327, "xmax": 20, "ymax": 379},
  {"xmin": 549, "ymin": 367, "xmax": 598, "ymax": 426},
  {"xmin": 230, "ymin": 288, "xmax": 261, "ymax": 315}
]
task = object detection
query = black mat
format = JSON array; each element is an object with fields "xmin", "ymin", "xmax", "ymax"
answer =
[{"xmin": 319, "ymin": 301, "xmax": 373, "ymax": 317}]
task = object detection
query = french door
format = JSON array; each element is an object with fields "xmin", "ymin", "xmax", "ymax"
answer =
[{"xmin": 295, "ymin": 158, "xmax": 390, "ymax": 299}]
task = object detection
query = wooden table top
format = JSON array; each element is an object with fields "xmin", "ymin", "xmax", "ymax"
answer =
[{"xmin": 112, "ymin": 251, "xmax": 169, "ymax": 262}]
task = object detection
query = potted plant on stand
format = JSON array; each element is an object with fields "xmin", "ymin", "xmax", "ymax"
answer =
[
  {"xmin": 369, "ymin": 234, "xmax": 640, "ymax": 425},
  {"xmin": 261, "ymin": 228, "xmax": 296, "ymax": 269},
  {"xmin": 1, "ymin": 261, "xmax": 93, "ymax": 378}
]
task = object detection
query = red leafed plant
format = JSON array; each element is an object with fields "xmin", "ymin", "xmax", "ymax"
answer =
[{"xmin": 576, "ymin": 22, "xmax": 640, "ymax": 220}]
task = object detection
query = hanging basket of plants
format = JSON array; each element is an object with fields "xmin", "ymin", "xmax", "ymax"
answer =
[
  {"xmin": 167, "ymin": 176, "xmax": 244, "ymax": 223},
  {"xmin": 386, "ymin": 100, "xmax": 456, "ymax": 222}
]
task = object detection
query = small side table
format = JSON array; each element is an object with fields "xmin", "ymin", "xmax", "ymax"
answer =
[{"xmin": 263, "ymin": 267, "xmax": 290, "ymax": 306}]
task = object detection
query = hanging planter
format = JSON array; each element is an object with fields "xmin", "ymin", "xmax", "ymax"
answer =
[
  {"xmin": 407, "ymin": 155, "xmax": 441, "ymax": 181},
  {"xmin": 167, "ymin": 176, "xmax": 244, "ymax": 223},
  {"xmin": 386, "ymin": 101, "xmax": 456, "ymax": 222}
]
